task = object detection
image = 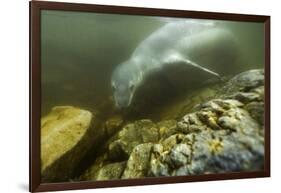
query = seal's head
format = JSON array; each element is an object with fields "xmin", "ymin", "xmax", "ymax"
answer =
[{"xmin": 111, "ymin": 60, "xmax": 140, "ymax": 109}]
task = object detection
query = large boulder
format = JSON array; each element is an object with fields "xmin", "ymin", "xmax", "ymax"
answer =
[{"xmin": 41, "ymin": 106, "xmax": 95, "ymax": 182}]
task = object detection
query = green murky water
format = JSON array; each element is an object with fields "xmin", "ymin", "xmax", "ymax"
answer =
[{"xmin": 41, "ymin": 10, "xmax": 264, "ymax": 117}]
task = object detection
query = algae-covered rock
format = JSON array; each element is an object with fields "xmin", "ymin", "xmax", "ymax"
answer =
[
  {"xmin": 122, "ymin": 143, "xmax": 153, "ymax": 179},
  {"xmin": 77, "ymin": 69, "xmax": 265, "ymax": 181},
  {"xmin": 150, "ymin": 99, "xmax": 263, "ymax": 176},
  {"xmin": 169, "ymin": 143, "xmax": 192, "ymax": 168},
  {"xmin": 149, "ymin": 70, "xmax": 265, "ymax": 176},
  {"xmin": 95, "ymin": 162, "xmax": 127, "ymax": 180},
  {"xmin": 222, "ymin": 69, "xmax": 264, "ymax": 95},
  {"xmin": 79, "ymin": 120, "xmax": 176, "ymax": 180},
  {"xmin": 41, "ymin": 106, "xmax": 94, "ymax": 182},
  {"xmin": 107, "ymin": 120, "xmax": 159, "ymax": 161},
  {"xmin": 104, "ymin": 114, "xmax": 124, "ymax": 137}
]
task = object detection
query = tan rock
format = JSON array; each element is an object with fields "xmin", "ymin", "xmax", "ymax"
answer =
[{"xmin": 41, "ymin": 106, "xmax": 93, "ymax": 182}]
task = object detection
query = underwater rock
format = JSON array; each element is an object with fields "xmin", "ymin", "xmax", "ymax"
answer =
[
  {"xmin": 168, "ymin": 143, "xmax": 192, "ymax": 168},
  {"xmin": 150, "ymin": 97, "xmax": 263, "ymax": 176},
  {"xmin": 150, "ymin": 144, "xmax": 170, "ymax": 176},
  {"xmin": 41, "ymin": 106, "xmax": 94, "ymax": 182},
  {"xmin": 79, "ymin": 120, "xmax": 177, "ymax": 180},
  {"xmin": 107, "ymin": 120, "xmax": 159, "ymax": 161},
  {"xmin": 157, "ymin": 120, "xmax": 178, "ymax": 139},
  {"xmin": 149, "ymin": 69, "xmax": 265, "ymax": 176},
  {"xmin": 80, "ymin": 160, "xmax": 127, "ymax": 181},
  {"xmin": 104, "ymin": 114, "xmax": 124, "ymax": 137},
  {"xmin": 77, "ymin": 69, "xmax": 265, "ymax": 180},
  {"xmin": 222, "ymin": 69, "xmax": 264, "ymax": 95},
  {"xmin": 95, "ymin": 162, "xmax": 127, "ymax": 180},
  {"xmin": 122, "ymin": 143, "xmax": 153, "ymax": 179},
  {"xmin": 79, "ymin": 156, "xmax": 101, "ymax": 180},
  {"xmin": 245, "ymin": 101, "xmax": 264, "ymax": 125}
]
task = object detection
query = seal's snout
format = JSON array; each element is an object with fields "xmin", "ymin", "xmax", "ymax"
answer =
[
  {"xmin": 115, "ymin": 98, "xmax": 130, "ymax": 109},
  {"xmin": 113, "ymin": 85, "xmax": 133, "ymax": 109}
]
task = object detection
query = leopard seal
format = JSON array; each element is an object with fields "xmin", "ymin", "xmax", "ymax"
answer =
[{"xmin": 111, "ymin": 20, "xmax": 238, "ymax": 109}]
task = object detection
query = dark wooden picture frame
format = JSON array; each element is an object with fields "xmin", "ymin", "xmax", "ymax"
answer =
[{"xmin": 30, "ymin": 1, "xmax": 270, "ymax": 192}]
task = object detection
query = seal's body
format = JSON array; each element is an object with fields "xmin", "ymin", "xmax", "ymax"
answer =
[{"xmin": 111, "ymin": 21, "xmax": 238, "ymax": 109}]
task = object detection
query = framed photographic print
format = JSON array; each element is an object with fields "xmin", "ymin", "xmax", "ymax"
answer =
[{"xmin": 30, "ymin": 0, "xmax": 270, "ymax": 192}]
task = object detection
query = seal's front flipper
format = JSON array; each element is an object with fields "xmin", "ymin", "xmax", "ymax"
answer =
[
  {"xmin": 163, "ymin": 54, "xmax": 221, "ymax": 79},
  {"xmin": 183, "ymin": 59, "xmax": 221, "ymax": 78}
]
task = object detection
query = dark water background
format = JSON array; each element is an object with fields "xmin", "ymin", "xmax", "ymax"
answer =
[{"xmin": 41, "ymin": 10, "xmax": 264, "ymax": 116}]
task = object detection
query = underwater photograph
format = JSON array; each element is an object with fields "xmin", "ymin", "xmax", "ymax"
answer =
[{"xmin": 40, "ymin": 10, "xmax": 265, "ymax": 183}]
